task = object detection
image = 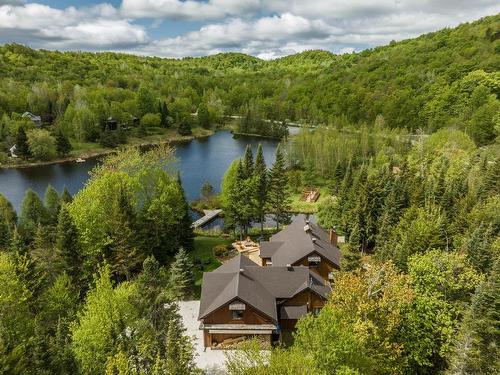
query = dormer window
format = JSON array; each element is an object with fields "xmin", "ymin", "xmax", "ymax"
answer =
[
  {"xmin": 229, "ymin": 301, "xmax": 246, "ymax": 320},
  {"xmin": 308, "ymin": 255, "xmax": 321, "ymax": 268}
]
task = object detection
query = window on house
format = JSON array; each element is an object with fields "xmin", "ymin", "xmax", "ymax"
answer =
[
  {"xmin": 312, "ymin": 307, "xmax": 322, "ymax": 316},
  {"xmin": 308, "ymin": 256, "xmax": 321, "ymax": 268},
  {"xmin": 231, "ymin": 310, "xmax": 244, "ymax": 320}
]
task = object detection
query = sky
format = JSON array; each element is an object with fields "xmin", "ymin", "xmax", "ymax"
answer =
[{"xmin": 0, "ymin": 1, "xmax": 498, "ymax": 59}]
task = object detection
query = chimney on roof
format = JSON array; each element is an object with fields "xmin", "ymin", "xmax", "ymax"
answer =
[
  {"xmin": 312, "ymin": 237, "xmax": 317, "ymax": 243},
  {"xmin": 304, "ymin": 224, "xmax": 311, "ymax": 233},
  {"xmin": 329, "ymin": 228, "xmax": 338, "ymax": 247},
  {"xmin": 286, "ymin": 264, "xmax": 293, "ymax": 271},
  {"xmin": 239, "ymin": 268, "xmax": 244, "ymax": 273}
]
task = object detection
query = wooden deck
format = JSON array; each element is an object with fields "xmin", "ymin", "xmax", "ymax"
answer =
[{"xmin": 192, "ymin": 209, "xmax": 223, "ymax": 228}]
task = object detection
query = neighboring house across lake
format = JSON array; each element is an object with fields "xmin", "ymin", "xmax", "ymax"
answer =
[
  {"xmin": 198, "ymin": 215, "xmax": 341, "ymax": 348},
  {"xmin": 22, "ymin": 112, "xmax": 42, "ymax": 127}
]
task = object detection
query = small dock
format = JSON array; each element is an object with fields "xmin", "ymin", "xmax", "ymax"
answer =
[{"xmin": 192, "ymin": 209, "xmax": 222, "ymax": 228}]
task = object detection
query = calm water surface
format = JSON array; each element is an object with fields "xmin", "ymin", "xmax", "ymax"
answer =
[{"xmin": 0, "ymin": 131, "xmax": 280, "ymax": 212}]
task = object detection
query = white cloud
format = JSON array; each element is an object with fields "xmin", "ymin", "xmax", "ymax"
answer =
[
  {"xmin": 132, "ymin": 13, "xmax": 342, "ymax": 58},
  {"xmin": 0, "ymin": 1, "xmax": 499, "ymax": 58},
  {"xmin": 0, "ymin": 3, "xmax": 147, "ymax": 49},
  {"xmin": 120, "ymin": 0, "xmax": 261, "ymax": 20}
]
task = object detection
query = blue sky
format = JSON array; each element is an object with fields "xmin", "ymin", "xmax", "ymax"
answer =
[{"xmin": 0, "ymin": 1, "xmax": 498, "ymax": 59}]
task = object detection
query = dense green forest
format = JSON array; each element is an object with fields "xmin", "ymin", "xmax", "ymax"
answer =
[
  {"xmin": 0, "ymin": 13, "xmax": 499, "ymax": 375},
  {"xmin": 222, "ymin": 128, "xmax": 499, "ymax": 375},
  {"xmin": 0, "ymin": 14, "xmax": 499, "ymax": 163},
  {"xmin": 0, "ymin": 146, "xmax": 199, "ymax": 374}
]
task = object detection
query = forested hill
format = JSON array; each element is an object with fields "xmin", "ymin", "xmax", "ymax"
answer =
[{"xmin": 0, "ymin": 14, "xmax": 498, "ymax": 140}]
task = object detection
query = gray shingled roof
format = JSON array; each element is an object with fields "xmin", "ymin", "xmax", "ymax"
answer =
[
  {"xmin": 280, "ymin": 305, "xmax": 308, "ymax": 320},
  {"xmin": 259, "ymin": 241, "xmax": 283, "ymax": 258},
  {"xmin": 262, "ymin": 215, "xmax": 341, "ymax": 268},
  {"xmin": 198, "ymin": 254, "xmax": 331, "ymax": 322},
  {"xmin": 199, "ymin": 256, "xmax": 277, "ymax": 321}
]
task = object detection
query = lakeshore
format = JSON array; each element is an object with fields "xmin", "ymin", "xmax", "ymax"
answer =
[{"xmin": 0, "ymin": 127, "xmax": 214, "ymax": 169}]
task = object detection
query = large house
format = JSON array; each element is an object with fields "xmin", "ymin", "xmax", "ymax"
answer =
[{"xmin": 198, "ymin": 215, "xmax": 341, "ymax": 348}]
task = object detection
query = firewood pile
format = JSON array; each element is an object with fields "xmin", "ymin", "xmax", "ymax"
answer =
[
  {"xmin": 211, "ymin": 336, "xmax": 246, "ymax": 349},
  {"xmin": 211, "ymin": 335, "xmax": 269, "ymax": 350}
]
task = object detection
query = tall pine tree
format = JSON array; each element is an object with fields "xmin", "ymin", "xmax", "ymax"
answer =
[
  {"xmin": 108, "ymin": 185, "xmax": 143, "ymax": 281},
  {"xmin": 168, "ymin": 248, "xmax": 194, "ymax": 301},
  {"xmin": 16, "ymin": 126, "xmax": 30, "ymax": 158},
  {"xmin": 448, "ymin": 258, "xmax": 500, "ymax": 374},
  {"xmin": 267, "ymin": 144, "xmax": 291, "ymax": 230},
  {"xmin": 254, "ymin": 144, "xmax": 268, "ymax": 236},
  {"xmin": 55, "ymin": 205, "xmax": 81, "ymax": 286},
  {"xmin": 60, "ymin": 187, "xmax": 73, "ymax": 204},
  {"xmin": 20, "ymin": 189, "xmax": 48, "ymax": 238},
  {"xmin": 243, "ymin": 145, "xmax": 254, "ymax": 178},
  {"xmin": 55, "ymin": 129, "xmax": 72, "ymax": 156},
  {"xmin": 44, "ymin": 185, "xmax": 60, "ymax": 225}
]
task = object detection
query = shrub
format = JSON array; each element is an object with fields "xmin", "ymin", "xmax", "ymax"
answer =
[
  {"xmin": 140, "ymin": 113, "xmax": 161, "ymax": 128},
  {"xmin": 213, "ymin": 244, "xmax": 231, "ymax": 258}
]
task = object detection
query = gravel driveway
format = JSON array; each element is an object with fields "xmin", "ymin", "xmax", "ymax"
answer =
[{"xmin": 178, "ymin": 300, "xmax": 228, "ymax": 374}]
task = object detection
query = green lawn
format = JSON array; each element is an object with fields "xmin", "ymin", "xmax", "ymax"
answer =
[{"xmin": 191, "ymin": 236, "xmax": 232, "ymax": 298}]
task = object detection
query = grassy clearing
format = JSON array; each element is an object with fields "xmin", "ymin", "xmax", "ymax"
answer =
[
  {"xmin": 289, "ymin": 186, "xmax": 332, "ymax": 213},
  {"xmin": 191, "ymin": 236, "xmax": 232, "ymax": 298}
]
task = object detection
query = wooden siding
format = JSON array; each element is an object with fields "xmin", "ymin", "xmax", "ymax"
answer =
[
  {"xmin": 280, "ymin": 319, "xmax": 298, "ymax": 330},
  {"xmin": 294, "ymin": 253, "xmax": 336, "ymax": 282},
  {"xmin": 282, "ymin": 289, "xmax": 325, "ymax": 310},
  {"xmin": 203, "ymin": 301, "xmax": 273, "ymax": 325}
]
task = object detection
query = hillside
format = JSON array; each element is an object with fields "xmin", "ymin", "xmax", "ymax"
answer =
[{"xmin": 0, "ymin": 13, "xmax": 498, "ymax": 150}]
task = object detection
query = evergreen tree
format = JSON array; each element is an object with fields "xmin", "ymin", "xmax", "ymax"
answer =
[
  {"xmin": 0, "ymin": 193, "xmax": 17, "ymax": 228},
  {"xmin": 163, "ymin": 317, "xmax": 195, "ymax": 375},
  {"xmin": 243, "ymin": 145, "xmax": 254, "ymax": 178},
  {"xmin": 0, "ymin": 214, "xmax": 10, "ymax": 249},
  {"xmin": 20, "ymin": 189, "xmax": 48, "ymax": 238},
  {"xmin": 10, "ymin": 227, "xmax": 25, "ymax": 255},
  {"xmin": 448, "ymin": 258, "xmax": 500, "ymax": 374},
  {"xmin": 0, "ymin": 191, "xmax": 16, "ymax": 249},
  {"xmin": 60, "ymin": 187, "xmax": 73, "ymax": 204},
  {"xmin": 159, "ymin": 101, "xmax": 169, "ymax": 128},
  {"xmin": 55, "ymin": 205, "xmax": 81, "ymax": 285},
  {"xmin": 31, "ymin": 223, "xmax": 58, "ymax": 281},
  {"xmin": 267, "ymin": 144, "xmax": 291, "ymax": 230},
  {"xmin": 254, "ymin": 144, "xmax": 268, "ymax": 236},
  {"xmin": 16, "ymin": 126, "xmax": 30, "ymax": 158},
  {"xmin": 200, "ymin": 181, "xmax": 214, "ymax": 201},
  {"xmin": 197, "ymin": 102, "xmax": 210, "ymax": 129},
  {"xmin": 168, "ymin": 248, "xmax": 194, "ymax": 301},
  {"xmin": 55, "ymin": 129, "xmax": 72, "ymax": 156},
  {"xmin": 44, "ymin": 184, "xmax": 60, "ymax": 225},
  {"xmin": 333, "ymin": 160, "xmax": 344, "ymax": 194},
  {"xmin": 177, "ymin": 117, "xmax": 192, "ymax": 136},
  {"xmin": 108, "ymin": 185, "xmax": 143, "ymax": 281},
  {"xmin": 342, "ymin": 223, "xmax": 362, "ymax": 270},
  {"xmin": 229, "ymin": 160, "xmax": 256, "ymax": 238}
]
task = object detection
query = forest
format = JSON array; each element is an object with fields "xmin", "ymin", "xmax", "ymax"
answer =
[
  {"xmin": 0, "ymin": 146, "xmax": 198, "ymax": 374},
  {"xmin": 0, "ymin": 12, "xmax": 498, "ymax": 375},
  {"xmin": 221, "ymin": 125, "xmax": 499, "ymax": 374},
  {"xmin": 0, "ymin": 14, "xmax": 499, "ymax": 163}
]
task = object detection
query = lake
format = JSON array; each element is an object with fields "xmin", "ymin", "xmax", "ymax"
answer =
[{"xmin": 0, "ymin": 130, "xmax": 282, "ymax": 213}]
